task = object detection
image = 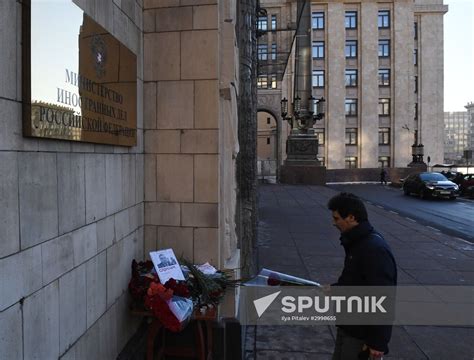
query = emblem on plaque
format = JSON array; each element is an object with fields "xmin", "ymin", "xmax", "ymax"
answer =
[
  {"xmin": 91, "ymin": 35, "xmax": 107, "ymax": 78},
  {"xmin": 25, "ymin": 3, "xmax": 137, "ymax": 146}
]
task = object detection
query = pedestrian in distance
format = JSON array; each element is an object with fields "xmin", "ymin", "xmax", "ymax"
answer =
[
  {"xmin": 380, "ymin": 168, "xmax": 388, "ymax": 185},
  {"xmin": 327, "ymin": 192, "xmax": 397, "ymax": 360}
]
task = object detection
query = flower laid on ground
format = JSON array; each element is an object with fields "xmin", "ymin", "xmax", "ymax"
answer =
[{"xmin": 128, "ymin": 258, "xmax": 238, "ymax": 332}]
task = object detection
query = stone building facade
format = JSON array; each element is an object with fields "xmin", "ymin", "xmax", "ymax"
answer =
[
  {"xmin": 258, "ymin": 0, "xmax": 448, "ymax": 170},
  {"xmin": 257, "ymin": 111, "xmax": 277, "ymax": 161},
  {"xmin": 467, "ymin": 102, "xmax": 474, "ymax": 154},
  {"xmin": 444, "ymin": 110, "xmax": 471, "ymax": 164},
  {"xmin": 0, "ymin": 0, "xmax": 240, "ymax": 359}
]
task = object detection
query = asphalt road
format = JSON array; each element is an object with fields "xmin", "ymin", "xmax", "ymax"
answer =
[{"xmin": 328, "ymin": 183, "xmax": 474, "ymax": 243}]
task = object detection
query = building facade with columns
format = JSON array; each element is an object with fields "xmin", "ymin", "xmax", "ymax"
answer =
[
  {"xmin": 0, "ymin": 0, "xmax": 243, "ymax": 358},
  {"xmin": 257, "ymin": 0, "xmax": 448, "ymax": 170}
]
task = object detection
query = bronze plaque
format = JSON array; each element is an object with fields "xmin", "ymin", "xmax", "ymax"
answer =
[{"xmin": 23, "ymin": 1, "xmax": 137, "ymax": 146}]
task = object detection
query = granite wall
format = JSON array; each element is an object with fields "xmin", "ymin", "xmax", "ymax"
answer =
[
  {"xmin": 142, "ymin": 0, "xmax": 240, "ymax": 281},
  {"xmin": 0, "ymin": 1, "xmax": 145, "ymax": 359}
]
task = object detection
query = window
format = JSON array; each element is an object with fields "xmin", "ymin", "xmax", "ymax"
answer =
[
  {"xmin": 345, "ymin": 128, "xmax": 358, "ymax": 145},
  {"xmin": 345, "ymin": 99, "xmax": 358, "ymax": 116},
  {"xmin": 267, "ymin": 137, "xmax": 270, "ymax": 145},
  {"xmin": 345, "ymin": 69, "xmax": 358, "ymax": 87},
  {"xmin": 379, "ymin": 98, "xmax": 390, "ymax": 115},
  {"xmin": 312, "ymin": 70, "xmax": 325, "ymax": 87},
  {"xmin": 379, "ymin": 128, "xmax": 390, "ymax": 145},
  {"xmin": 378, "ymin": 69, "xmax": 390, "ymax": 86},
  {"xmin": 257, "ymin": 44, "xmax": 268, "ymax": 61},
  {"xmin": 257, "ymin": 74, "xmax": 268, "ymax": 88},
  {"xmin": 272, "ymin": 15, "xmax": 276, "ymax": 30},
  {"xmin": 267, "ymin": 117, "xmax": 271, "ymax": 124},
  {"xmin": 258, "ymin": 74, "xmax": 276, "ymax": 89},
  {"xmin": 345, "ymin": 11, "xmax": 357, "ymax": 29},
  {"xmin": 345, "ymin": 40, "xmax": 357, "ymax": 58},
  {"xmin": 414, "ymin": 75, "xmax": 418, "ymax": 93},
  {"xmin": 414, "ymin": 103, "xmax": 418, "ymax": 120},
  {"xmin": 379, "ymin": 40, "xmax": 390, "ymax": 57},
  {"xmin": 257, "ymin": 16, "xmax": 267, "ymax": 31},
  {"xmin": 378, "ymin": 10, "xmax": 390, "ymax": 28},
  {"xmin": 270, "ymin": 74, "xmax": 277, "ymax": 89},
  {"xmin": 312, "ymin": 41, "xmax": 325, "ymax": 59},
  {"xmin": 345, "ymin": 156, "xmax": 358, "ymax": 169},
  {"xmin": 315, "ymin": 128, "xmax": 325, "ymax": 145},
  {"xmin": 414, "ymin": 49, "xmax": 418, "ymax": 65},
  {"xmin": 271, "ymin": 43, "xmax": 277, "ymax": 60},
  {"xmin": 312, "ymin": 12, "xmax": 324, "ymax": 29},
  {"xmin": 379, "ymin": 156, "xmax": 390, "ymax": 168},
  {"xmin": 414, "ymin": 22, "xmax": 418, "ymax": 40}
]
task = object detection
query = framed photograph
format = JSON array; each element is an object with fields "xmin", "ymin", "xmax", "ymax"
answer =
[{"xmin": 150, "ymin": 249, "xmax": 185, "ymax": 283}]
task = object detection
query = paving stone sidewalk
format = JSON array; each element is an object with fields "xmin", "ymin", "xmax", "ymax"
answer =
[{"xmin": 244, "ymin": 184, "xmax": 474, "ymax": 360}]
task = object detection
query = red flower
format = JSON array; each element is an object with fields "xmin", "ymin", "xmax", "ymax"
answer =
[
  {"xmin": 165, "ymin": 278, "xmax": 191, "ymax": 298},
  {"xmin": 165, "ymin": 278, "xmax": 177, "ymax": 287},
  {"xmin": 148, "ymin": 282, "xmax": 173, "ymax": 301},
  {"xmin": 267, "ymin": 273, "xmax": 281, "ymax": 286}
]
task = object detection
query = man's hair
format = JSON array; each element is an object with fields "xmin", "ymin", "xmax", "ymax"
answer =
[{"xmin": 327, "ymin": 192, "xmax": 368, "ymax": 222}]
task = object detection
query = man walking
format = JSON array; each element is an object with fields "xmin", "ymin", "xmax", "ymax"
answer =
[
  {"xmin": 380, "ymin": 168, "xmax": 388, "ymax": 185},
  {"xmin": 327, "ymin": 192, "xmax": 397, "ymax": 360}
]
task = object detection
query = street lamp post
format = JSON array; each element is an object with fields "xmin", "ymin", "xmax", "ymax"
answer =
[
  {"xmin": 280, "ymin": 96, "xmax": 325, "ymax": 164},
  {"xmin": 279, "ymin": 0, "xmax": 327, "ymax": 184},
  {"xmin": 280, "ymin": 96, "xmax": 325, "ymax": 130},
  {"xmin": 407, "ymin": 129, "xmax": 427, "ymax": 169}
]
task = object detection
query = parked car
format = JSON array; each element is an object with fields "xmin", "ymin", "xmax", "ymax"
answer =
[
  {"xmin": 440, "ymin": 170, "xmax": 461, "ymax": 182},
  {"xmin": 464, "ymin": 186, "xmax": 474, "ymax": 199},
  {"xmin": 402, "ymin": 172, "xmax": 460, "ymax": 199},
  {"xmin": 459, "ymin": 174, "xmax": 474, "ymax": 197}
]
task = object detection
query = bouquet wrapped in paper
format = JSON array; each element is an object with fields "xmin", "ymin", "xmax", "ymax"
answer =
[
  {"xmin": 144, "ymin": 282, "xmax": 193, "ymax": 332},
  {"xmin": 244, "ymin": 268, "xmax": 321, "ymax": 287}
]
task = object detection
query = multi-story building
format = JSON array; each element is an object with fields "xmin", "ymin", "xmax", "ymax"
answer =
[
  {"xmin": 467, "ymin": 102, "xmax": 474, "ymax": 153},
  {"xmin": 257, "ymin": 0, "xmax": 448, "ymax": 170},
  {"xmin": 444, "ymin": 111, "xmax": 471, "ymax": 164}
]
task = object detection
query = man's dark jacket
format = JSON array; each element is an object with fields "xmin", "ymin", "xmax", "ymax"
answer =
[{"xmin": 334, "ymin": 220, "xmax": 397, "ymax": 353}]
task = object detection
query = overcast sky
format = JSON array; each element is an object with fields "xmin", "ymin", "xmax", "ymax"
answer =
[{"xmin": 444, "ymin": 0, "xmax": 474, "ymax": 112}]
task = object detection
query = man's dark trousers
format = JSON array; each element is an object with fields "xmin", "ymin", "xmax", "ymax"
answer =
[{"xmin": 332, "ymin": 328, "xmax": 367, "ymax": 360}]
